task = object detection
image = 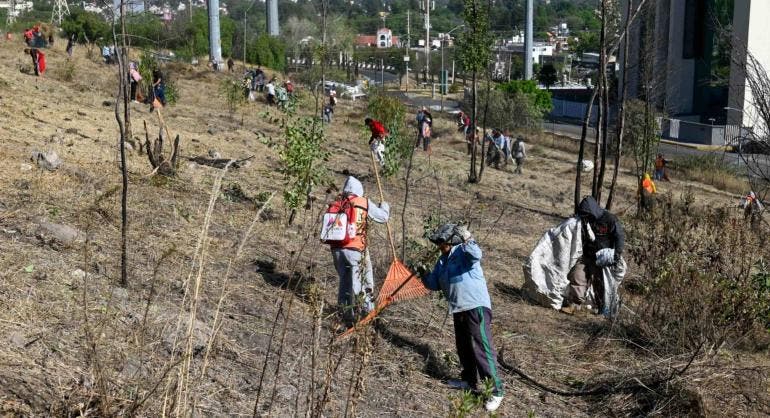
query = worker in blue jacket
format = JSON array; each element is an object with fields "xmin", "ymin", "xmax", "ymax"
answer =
[{"xmin": 416, "ymin": 223, "xmax": 504, "ymax": 412}]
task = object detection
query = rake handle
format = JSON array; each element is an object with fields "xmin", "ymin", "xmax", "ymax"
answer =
[{"xmin": 369, "ymin": 148, "xmax": 398, "ymax": 261}]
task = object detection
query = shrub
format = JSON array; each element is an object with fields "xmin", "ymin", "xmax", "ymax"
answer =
[
  {"xmin": 367, "ymin": 91, "xmax": 408, "ymax": 177},
  {"xmin": 278, "ymin": 116, "xmax": 329, "ymax": 218},
  {"xmin": 220, "ymin": 77, "xmax": 247, "ymax": 118},
  {"xmin": 623, "ymin": 194, "xmax": 770, "ymax": 354},
  {"xmin": 138, "ymin": 52, "xmax": 179, "ymax": 105},
  {"xmin": 55, "ymin": 58, "xmax": 76, "ymax": 82}
]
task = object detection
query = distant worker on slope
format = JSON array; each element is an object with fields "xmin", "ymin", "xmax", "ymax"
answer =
[
  {"xmin": 321, "ymin": 176, "xmax": 390, "ymax": 325},
  {"xmin": 511, "ymin": 135, "xmax": 527, "ymax": 174},
  {"xmin": 414, "ymin": 224, "xmax": 505, "ymax": 413},
  {"xmin": 654, "ymin": 153, "xmax": 670, "ymax": 181},
  {"xmin": 640, "ymin": 173, "xmax": 657, "ymax": 212},
  {"xmin": 365, "ymin": 117, "xmax": 388, "ymax": 167},
  {"xmin": 150, "ymin": 69, "xmax": 166, "ymax": 111},
  {"xmin": 741, "ymin": 191, "xmax": 764, "ymax": 226},
  {"xmin": 25, "ymin": 48, "xmax": 45, "ymax": 77}
]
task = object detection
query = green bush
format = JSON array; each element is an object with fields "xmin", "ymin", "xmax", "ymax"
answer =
[
  {"xmin": 61, "ymin": 7, "xmax": 109, "ymax": 44},
  {"xmin": 248, "ymin": 34, "xmax": 286, "ymax": 71},
  {"xmin": 367, "ymin": 91, "xmax": 409, "ymax": 177},
  {"xmin": 138, "ymin": 52, "xmax": 178, "ymax": 105},
  {"xmin": 498, "ymin": 79, "xmax": 553, "ymax": 113},
  {"xmin": 220, "ymin": 77, "xmax": 247, "ymax": 117},
  {"xmin": 279, "ymin": 117, "xmax": 329, "ymax": 213}
]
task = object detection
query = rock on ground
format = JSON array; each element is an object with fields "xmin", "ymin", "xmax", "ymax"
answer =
[{"xmin": 30, "ymin": 151, "xmax": 62, "ymax": 171}]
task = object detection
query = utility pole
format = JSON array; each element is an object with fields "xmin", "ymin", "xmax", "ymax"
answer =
[
  {"xmin": 421, "ymin": 0, "xmax": 432, "ymax": 84},
  {"xmin": 524, "ymin": 0, "xmax": 534, "ymax": 80},
  {"xmin": 406, "ymin": 10, "xmax": 410, "ymax": 92},
  {"xmin": 208, "ymin": 0, "xmax": 223, "ymax": 69},
  {"xmin": 266, "ymin": 0, "xmax": 279, "ymax": 36}
]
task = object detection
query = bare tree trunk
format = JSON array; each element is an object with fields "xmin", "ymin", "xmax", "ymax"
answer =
[
  {"xmin": 574, "ymin": 88, "xmax": 598, "ymax": 211},
  {"xmin": 606, "ymin": 1, "xmax": 633, "ymax": 211},
  {"xmin": 469, "ymin": 70, "xmax": 478, "ymax": 183},
  {"xmin": 592, "ymin": 0, "xmax": 608, "ymax": 201},
  {"xmin": 478, "ymin": 74, "xmax": 491, "ymax": 181},
  {"xmin": 596, "ymin": 37, "xmax": 610, "ymax": 202},
  {"xmin": 112, "ymin": 1, "xmax": 131, "ymax": 287}
]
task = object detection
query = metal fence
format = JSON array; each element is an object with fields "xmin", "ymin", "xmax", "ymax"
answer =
[
  {"xmin": 549, "ymin": 99, "xmax": 598, "ymax": 122},
  {"xmin": 660, "ymin": 118, "xmax": 746, "ymax": 146}
]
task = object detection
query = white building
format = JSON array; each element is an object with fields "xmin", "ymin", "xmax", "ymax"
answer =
[
  {"xmin": 622, "ymin": 0, "xmax": 770, "ymax": 131},
  {"xmin": 376, "ymin": 27, "xmax": 394, "ymax": 48},
  {"xmin": 0, "ymin": 0, "xmax": 32, "ymax": 17}
]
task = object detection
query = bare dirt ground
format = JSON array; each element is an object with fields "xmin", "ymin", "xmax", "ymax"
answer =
[{"xmin": 0, "ymin": 37, "xmax": 767, "ymax": 417}]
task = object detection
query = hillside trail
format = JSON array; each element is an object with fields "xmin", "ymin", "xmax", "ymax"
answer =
[{"xmin": 0, "ymin": 37, "xmax": 760, "ymax": 417}]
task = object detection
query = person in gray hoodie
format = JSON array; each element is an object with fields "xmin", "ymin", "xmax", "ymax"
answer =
[
  {"xmin": 416, "ymin": 223, "xmax": 504, "ymax": 412},
  {"xmin": 329, "ymin": 176, "xmax": 390, "ymax": 324}
]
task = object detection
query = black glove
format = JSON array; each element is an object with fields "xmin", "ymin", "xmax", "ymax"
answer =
[
  {"xmin": 409, "ymin": 262, "xmax": 429, "ymax": 279},
  {"xmin": 614, "ymin": 252, "xmax": 622, "ymax": 264}
]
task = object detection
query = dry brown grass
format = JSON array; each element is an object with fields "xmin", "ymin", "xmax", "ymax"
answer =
[{"xmin": 0, "ymin": 37, "xmax": 766, "ymax": 417}]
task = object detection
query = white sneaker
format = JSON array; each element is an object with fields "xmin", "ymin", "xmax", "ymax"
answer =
[
  {"xmin": 484, "ymin": 395, "xmax": 503, "ymax": 412},
  {"xmin": 447, "ymin": 379, "xmax": 471, "ymax": 390}
]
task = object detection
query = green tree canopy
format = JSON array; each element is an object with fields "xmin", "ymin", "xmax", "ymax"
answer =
[
  {"xmin": 61, "ymin": 8, "xmax": 109, "ymax": 43},
  {"xmin": 498, "ymin": 79, "xmax": 553, "ymax": 113},
  {"xmin": 538, "ymin": 63, "xmax": 558, "ymax": 89}
]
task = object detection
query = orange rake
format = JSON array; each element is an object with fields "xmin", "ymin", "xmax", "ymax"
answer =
[
  {"xmin": 336, "ymin": 259, "xmax": 429, "ymax": 341},
  {"xmin": 335, "ymin": 151, "xmax": 431, "ymax": 342}
]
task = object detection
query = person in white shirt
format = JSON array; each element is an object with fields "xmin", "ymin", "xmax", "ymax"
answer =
[{"xmin": 265, "ymin": 79, "xmax": 276, "ymax": 106}]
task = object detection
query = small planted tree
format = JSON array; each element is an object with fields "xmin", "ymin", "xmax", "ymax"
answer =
[
  {"xmin": 279, "ymin": 117, "xmax": 329, "ymax": 224},
  {"xmin": 367, "ymin": 92, "xmax": 408, "ymax": 177},
  {"xmin": 456, "ymin": 0, "xmax": 492, "ymax": 183},
  {"xmin": 220, "ymin": 77, "xmax": 247, "ymax": 119}
]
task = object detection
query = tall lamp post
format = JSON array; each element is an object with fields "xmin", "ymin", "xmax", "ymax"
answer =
[
  {"xmin": 242, "ymin": 0, "xmax": 258, "ymax": 68},
  {"xmin": 440, "ymin": 24, "xmax": 464, "ymax": 112}
]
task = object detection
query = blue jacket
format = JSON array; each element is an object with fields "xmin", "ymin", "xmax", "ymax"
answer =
[{"xmin": 421, "ymin": 240, "xmax": 492, "ymax": 313}]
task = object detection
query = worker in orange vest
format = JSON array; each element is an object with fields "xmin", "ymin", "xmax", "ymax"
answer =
[
  {"xmin": 325, "ymin": 176, "xmax": 390, "ymax": 324},
  {"xmin": 640, "ymin": 173, "xmax": 657, "ymax": 211}
]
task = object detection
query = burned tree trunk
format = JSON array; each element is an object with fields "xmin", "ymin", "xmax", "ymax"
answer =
[{"xmin": 144, "ymin": 120, "xmax": 180, "ymax": 176}]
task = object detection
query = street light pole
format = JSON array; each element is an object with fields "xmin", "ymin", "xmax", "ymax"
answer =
[
  {"xmin": 441, "ymin": 36, "xmax": 444, "ymax": 111},
  {"xmin": 440, "ymin": 25, "xmax": 464, "ymax": 112},
  {"xmin": 242, "ymin": 0, "xmax": 257, "ymax": 68}
]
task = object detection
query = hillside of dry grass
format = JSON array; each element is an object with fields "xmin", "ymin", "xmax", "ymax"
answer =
[{"xmin": 0, "ymin": 37, "xmax": 767, "ymax": 417}]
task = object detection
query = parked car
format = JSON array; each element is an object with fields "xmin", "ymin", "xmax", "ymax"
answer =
[{"xmin": 735, "ymin": 136, "xmax": 770, "ymax": 155}]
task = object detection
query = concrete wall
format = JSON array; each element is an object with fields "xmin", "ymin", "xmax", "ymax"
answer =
[{"xmin": 662, "ymin": 119, "xmax": 726, "ymax": 145}]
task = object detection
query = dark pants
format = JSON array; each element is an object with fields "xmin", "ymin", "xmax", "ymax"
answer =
[
  {"xmin": 453, "ymin": 307, "xmax": 504, "ymax": 396},
  {"xmin": 130, "ymin": 80, "xmax": 137, "ymax": 101},
  {"xmin": 514, "ymin": 157, "xmax": 524, "ymax": 174}
]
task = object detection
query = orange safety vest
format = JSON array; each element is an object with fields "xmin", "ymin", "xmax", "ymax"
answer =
[
  {"xmin": 342, "ymin": 196, "xmax": 369, "ymax": 251},
  {"xmin": 642, "ymin": 178, "xmax": 656, "ymax": 194}
]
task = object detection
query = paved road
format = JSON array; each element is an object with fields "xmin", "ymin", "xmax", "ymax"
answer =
[{"xmin": 543, "ymin": 121, "xmax": 751, "ymax": 170}]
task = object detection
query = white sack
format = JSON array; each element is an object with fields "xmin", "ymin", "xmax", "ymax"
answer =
[{"xmin": 522, "ymin": 217, "xmax": 583, "ymax": 310}]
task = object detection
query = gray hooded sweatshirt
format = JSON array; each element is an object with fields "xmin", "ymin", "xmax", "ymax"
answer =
[{"xmin": 342, "ymin": 176, "xmax": 390, "ymax": 223}]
